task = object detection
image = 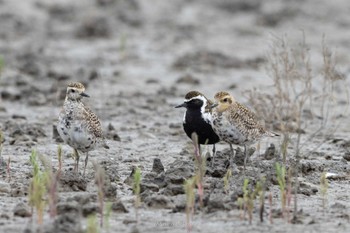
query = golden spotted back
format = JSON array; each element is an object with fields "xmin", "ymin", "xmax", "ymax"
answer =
[
  {"xmin": 82, "ymin": 104, "xmax": 103, "ymax": 138},
  {"xmin": 68, "ymin": 82, "xmax": 85, "ymax": 89}
]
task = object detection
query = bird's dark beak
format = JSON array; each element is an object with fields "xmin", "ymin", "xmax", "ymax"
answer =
[
  {"xmin": 175, "ymin": 102, "xmax": 187, "ymax": 108},
  {"xmin": 209, "ymin": 103, "xmax": 218, "ymax": 109},
  {"xmin": 80, "ymin": 92, "xmax": 90, "ymax": 98}
]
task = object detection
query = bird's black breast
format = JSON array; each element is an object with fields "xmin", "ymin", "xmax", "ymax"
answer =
[{"xmin": 183, "ymin": 109, "xmax": 220, "ymax": 145}]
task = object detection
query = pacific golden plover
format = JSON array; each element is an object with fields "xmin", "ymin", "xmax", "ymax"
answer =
[
  {"xmin": 175, "ymin": 91, "xmax": 220, "ymax": 163},
  {"xmin": 211, "ymin": 91, "xmax": 278, "ymax": 169},
  {"xmin": 57, "ymin": 82, "xmax": 108, "ymax": 176}
]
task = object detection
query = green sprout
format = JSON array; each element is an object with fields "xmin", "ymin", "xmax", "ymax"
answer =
[
  {"xmin": 133, "ymin": 167, "xmax": 141, "ymax": 223},
  {"xmin": 0, "ymin": 55, "xmax": 4, "ymax": 73},
  {"xmin": 239, "ymin": 178, "xmax": 264, "ymax": 224},
  {"xmin": 320, "ymin": 172, "xmax": 329, "ymax": 213},
  {"xmin": 87, "ymin": 214, "xmax": 99, "ymax": 233},
  {"xmin": 104, "ymin": 202, "xmax": 113, "ymax": 231},
  {"xmin": 275, "ymin": 162, "xmax": 286, "ymax": 214},
  {"xmin": 223, "ymin": 169, "xmax": 232, "ymax": 194},
  {"xmin": 57, "ymin": 145, "xmax": 62, "ymax": 172},
  {"xmin": 29, "ymin": 150, "xmax": 47, "ymax": 224},
  {"xmin": 184, "ymin": 176, "xmax": 196, "ymax": 232}
]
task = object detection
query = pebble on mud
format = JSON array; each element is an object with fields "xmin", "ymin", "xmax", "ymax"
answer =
[
  {"xmin": 263, "ymin": 143, "xmax": 277, "ymax": 160},
  {"xmin": 298, "ymin": 180, "xmax": 318, "ymax": 196},
  {"xmin": 43, "ymin": 213, "xmax": 83, "ymax": 233},
  {"xmin": 13, "ymin": 202, "xmax": 32, "ymax": 217},
  {"xmin": 105, "ymin": 123, "xmax": 121, "ymax": 141},
  {"xmin": 162, "ymin": 184, "xmax": 184, "ymax": 196},
  {"xmin": 111, "ymin": 200, "xmax": 129, "ymax": 213},
  {"xmin": 214, "ymin": 0, "xmax": 261, "ymax": 13},
  {"xmin": 57, "ymin": 201, "xmax": 80, "ymax": 215},
  {"xmin": 82, "ymin": 203, "xmax": 100, "ymax": 217},
  {"xmin": 76, "ymin": 16, "xmax": 111, "ymax": 38},
  {"xmin": 206, "ymin": 194, "xmax": 229, "ymax": 213},
  {"xmin": 208, "ymin": 167, "xmax": 227, "ymax": 178},
  {"xmin": 66, "ymin": 193, "xmax": 97, "ymax": 205},
  {"xmin": 176, "ymin": 74, "xmax": 200, "ymax": 85},
  {"xmin": 152, "ymin": 158, "xmax": 164, "ymax": 174},
  {"xmin": 145, "ymin": 194, "xmax": 174, "ymax": 209},
  {"xmin": 301, "ymin": 161, "xmax": 317, "ymax": 175},
  {"xmin": 343, "ymin": 153, "xmax": 350, "ymax": 161},
  {"xmin": 140, "ymin": 181, "xmax": 159, "ymax": 193},
  {"xmin": 232, "ymin": 147, "xmax": 255, "ymax": 166},
  {"xmin": 0, "ymin": 181, "xmax": 11, "ymax": 194},
  {"xmin": 59, "ymin": 171, "xmax": 87, "ymax": 191}
]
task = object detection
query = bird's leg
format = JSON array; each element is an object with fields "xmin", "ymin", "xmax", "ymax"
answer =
[
  {"xmin": 83, "ymin": 152, "xmax": 89, "ymax": 177},
  {"xmin": 229, "ymin": 144, "xmax": 234, "ymax": 169},
  {"xmin": 211, "ymin": 144, "xmax": 216, "ymax": 167},
  {"xmin": 74, "ymin": 149, "xmax": 79, "ymax": 173},
  {"xmin": 243, "ymin": 145, "xmax": 248, "ymax": 173}
]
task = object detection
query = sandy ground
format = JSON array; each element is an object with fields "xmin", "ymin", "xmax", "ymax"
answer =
[{"xmin": 0, "ymin": 0, "xmax": 350, "ymax": 232}]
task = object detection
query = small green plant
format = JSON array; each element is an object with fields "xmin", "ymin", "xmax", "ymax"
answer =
[
  {"xmin": 6, "ymin": 157, "xmax": 11, "ymax": 182},
  {"xmin": 223, "ymin": 169, "xmax": 232, "ymax": 194},
  {"xmin": 280, "ymin": 133, "xmax": 290, "ymax": 164},
  {"xmin": 94, "ymin": 163, "xmax": 106, "ymax": 227},
  {"xmin": 119, "ymin": 33, "xmax": 128, "ymax": 61},
  {"xmin": 246, "ymin": 35, "xmax": 349, "ymax": 221},
  {"xmin": 57, "ymin": 145, "xmax": 62, "ymax": 172},
  {"xmin": 104, "ymin": 202, "xmax": 113, "ymax": 232},
  {"xmin": 29, "ymin": 150, "xmax": 47, "ymax": 224},
  {"xmin": 237, "ymin": 196, "xmax": 244, "ymax": 220},
  {"xmin": 0, "ymin": 55, "xmax": 4, "ymax": 73},
  {"xmin": 87, "ymin": 214, "xmax": 99, "ymax": 233},
  {"xmin": 184, "ymin": 176, "xmax": 196, "ymax": 232},
  {"xmin": 29, "ymin": 150, "xmax": 61, "ymax": 222},
  {"xmin": 133, "ymin": 167, "xmax": 141, "ymax": 223},
  {"xmin": 286, "ymin": 168, "xmax": 293, "ymax": 223},
  {"xmin": 320, "ymin": 172, "xmax": 328, "ymax": 213},
  {"xmin": 38, "ymin": 152, "xmax": 60, "ymax": 219},
  {"xmin": 238, "ymin": 178, "xmax": 264, "ymax": 224},
  {"xmin": 275, "ymin": 162, "xmax": 286, "ymax": 215}
]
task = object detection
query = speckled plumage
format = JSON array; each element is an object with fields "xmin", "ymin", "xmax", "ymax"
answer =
[
  {"xmin": 211, "ymin": 91, "xmax": 278, "ymax": 169},
  {"xmin": 57, "ymin": 82, "xmax": 107, "ymax": 175}
]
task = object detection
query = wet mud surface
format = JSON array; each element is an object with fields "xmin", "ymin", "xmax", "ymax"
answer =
[{"xmin": 0, "ymin": 0, "xmax": 350, "ymax": 232}]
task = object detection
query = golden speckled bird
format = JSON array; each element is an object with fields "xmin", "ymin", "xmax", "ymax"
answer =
[
  {"xmin": 57, "ymin": 82, "xmax": 109, "ymax": 176},
  {"xmin": 211, "ymin": 91, "xmax": 278, "ymax": 169}
]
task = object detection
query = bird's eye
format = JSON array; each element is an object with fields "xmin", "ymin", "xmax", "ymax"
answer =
[
  {"xmin": 71, "ymin": 89, "xmax": 76, "ymax": 93},
  {"xmin": 223, "ymin": 98, "xmax": 228, "ymax": 102}
]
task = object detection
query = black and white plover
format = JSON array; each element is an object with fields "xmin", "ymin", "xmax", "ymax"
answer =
[{"xmin": 176, "ymin": 91, "xmax": 220, "ymax": 162}]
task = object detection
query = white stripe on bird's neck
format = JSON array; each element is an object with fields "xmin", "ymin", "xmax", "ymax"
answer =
[{"xmin": 183, "ymin": 95, "xmax": 212, "ymax": 124}]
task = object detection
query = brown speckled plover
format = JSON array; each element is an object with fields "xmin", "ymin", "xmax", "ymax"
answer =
[
  {"xmin": 211, "ymin": 91, "xmax": 278, "ymax": 169},
  {"xmin": 57, "ymin": 82, "xmax": 108, "ymax": 176}
]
